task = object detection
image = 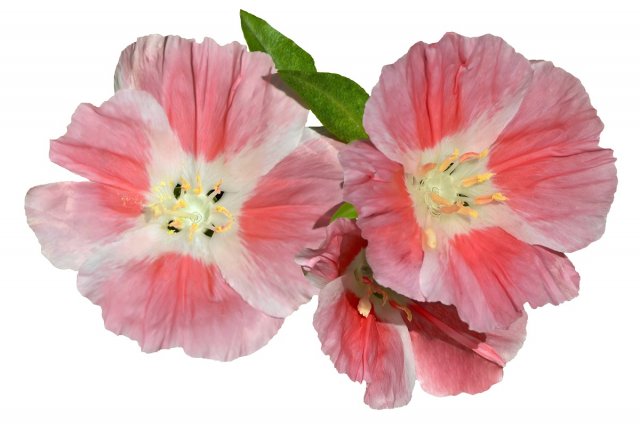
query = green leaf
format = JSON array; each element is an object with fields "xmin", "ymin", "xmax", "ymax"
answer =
[
  {"xmin": 240, "ymin": 10, "xmax": 316, "ymax": 72},
  {"xmin": 277, "ymin": 71, "xmax": 369, "ymax": 143},
  {"xmin": 331, "ymin": 202, "xmax": 358, "ymax": 221}
]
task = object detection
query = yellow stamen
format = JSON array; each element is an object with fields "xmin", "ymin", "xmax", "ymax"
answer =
[
  {"xmin": 371, "ymin": 285, "xmax": 389, "ymax": 306},
  {"xmin": 172, "ymin": 199, "xmax": 187, "ymax": 211},
  {"xmin": 212, "ymin": 179, "xmax": 223, "ymax": 195},
  {"xmin": 215, "ymin": 205, "xmax": 233, "ymax": 220},
  {"xmin": 438, "ymin": 148, "xmax": 460, "ymax": 172},
  {"xmin": 357, "ymin": 297, "xmax": 372, "ymax": 318},
  {"xmin": 193, "ymin": 175, "xmax": 202, "ymax": 195},
  {"xmin": 459, "ymin": 148, "xmax": 489, "ymax": 163},
  {"xmin": 180, "ymin": 177, "xmax": 192, "ymax": 191},
  {"xmin": 213, "ymin": 205, "xmax": 234, "ymax": 233},
  {"xmin": 424, "ymin": 228, "xmax": 437, "ymax": 249},
  {"xmin": 474, "ymin": 192, "xmax": 508, "ymax": 205},
  {"xmin": 440, "ymin": 204, "xmax": 460, "ymax": 214},
  {"xmin": 417, "ymin": 162, "xmax": 437, "ymax": 176},
  {"xmin": 393, "ymin": 303, "xmax": 413, "ymax": 322},
  {"xmin": 461, "ymin": 172, "xmax": 494, "ymax": 187},
  {"xmin": 492, "ymin": 192, "xmax": 507, "ymax": 201},
  {"xmin": 168, "ymin": 219, "xmax": 184, "ymax": 230},
  {"xmin": 457, "ymin": 205, "xmax": 479, "ymax": 218},
  {"xmin": 214, "ymin": 224, "xmax": 232, "ymax": 233},
  {"xmin": 430, "ymin": 192, "xmax": 452, "ymax": 207},
  {"xmin": 188, "ymin": 223, "xmax": 199, "ymax": 241},
  {"xmin": 474, "ymin": 195, "xmax": 493, "ymax": 205}
]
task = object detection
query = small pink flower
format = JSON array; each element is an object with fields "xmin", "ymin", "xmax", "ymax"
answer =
[
  {"xmin": 297, "ymin": 219, "xmax": 526, "ymax": 409},
  {"xmin": 341, "ymin": 33, "xmax": 617, "ymax": 332},
  {"xmin": 25, "ymin": 35, "xmax": 343, "ymax": 360}
]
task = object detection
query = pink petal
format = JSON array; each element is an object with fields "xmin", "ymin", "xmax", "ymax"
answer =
[
  {"xmin": 489, "ymin": 61, "xmax": 616, "ymax": 252},
  {"xmin": 25, "ymin": 182, "xmax": 142, "ymax": 270},
  {"xmin": 116, "ymin": 35, "xmax": 307, "ymax": 164},
  {"xmin": 364, "ymin": 33, "xmax": 532, "ymax": 168},
  {"xmin": 421, "ymin": 227, "xmax": 579, "ymax": 332},
  {"xmin": 314, "ymin": 276, "xmax": 415, "ymax": 409},
  {"xmin": 78, "ymin": 242, "xmax": 283, "ymax": 361},
  {"xmin": 214, "ymin": 130, "xmax": 343, "ymax": 317},
  {"xmin": 340, "ymin": 141, "xmax": 423, "ymax": 297},
  {"xmin": 408, "ymin": 301, "xmax": 526, "ymax": 396},
  {"xmin": 295, "ymin": 218, "xmax": 367, "ymax": 285},
  {"xmin": 50, "ymin": 90, "xmax": 177, "ymax": 192}
]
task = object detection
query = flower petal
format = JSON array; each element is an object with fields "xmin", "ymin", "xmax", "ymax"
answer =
[
  {"xmin": 314, "ymin": 276, "xmax": 415, "ymax": 409},
  {"xmin": 409, "ymin": 301, "xmax": 526, "ymax": 396},
  {"xmin": 50, "ymin": 90, "xmax": 178, "ymax": 192},
  {"xmin": 77, "ymin": 234, "xmax": 283, "ymax": 361},
  {"xmin": 213, "ymin": 130, "xmax": 343, "ymax": 318},
  {"xmin": 364, "ymin": 33, "xmax": 532, "ymax": 169},
  {"xmin": 340, "ymin": 141, "xmax": 424, "ymax": 297},
  {"xmin": 295, "ymin": 218, "xmax": 367, "ymax": 285},
  {"xmin": 25, "ymin": 182, "xmax": 142, "ymax": 270},
  {"xmin": 489, "ymin": 61, "xmax": 616, "ymax": 252},
  {"xmin": 420, "ymin": 227, "xmax": 579, "ymax": 332},
  {"xmin": 116, "ymin": 35, "xmax": 307, "ymax": 166}
]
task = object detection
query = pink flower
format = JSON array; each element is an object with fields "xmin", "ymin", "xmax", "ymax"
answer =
[
  {"xmin": 25, "ymin": 35, "xmax": 342, "ymax": 360},
  {"xmin": 340, "ymin": 33, "xmax": 617, "ymax": 332},
  {"xmin": 297, "ymin": 219, "xmax": 526, "ymax": 409}
]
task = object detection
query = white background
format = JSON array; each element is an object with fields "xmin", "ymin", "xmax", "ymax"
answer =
[{"xmin": 1, "ymin": 0, "xmax": 638, "ymax": 429}]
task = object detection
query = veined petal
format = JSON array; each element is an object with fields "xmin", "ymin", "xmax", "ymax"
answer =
[
  {"xmin": 314, "ymin": 276, "xmax": 415, "ymax": 409},
  {"xmin": 409, "ymin": 301, "xmax": 526, "ymax": 396},
  {"xmin": 295, "ymin": 218, "xmax": 367, "ymax": 285},
  {"xmin": 214, "ymin": 130, "xmax": 343, "ymax": 317},
  {"xmin": 340, "ymin": 142, "xmax": 424, "ymax": 298},
  {"xmin": 25, "ymin": 182, "xmax": 142, "ymax": 270},
  {"xmin": 50, "ymin": 90, "xmax": 177, "ymax": 192},
  {"xmin": 77, "ymin": 235, "xmax": 283, "ymax": 361},
  {"xmin": 489, "ymin": 61, "xmax": 616, "ymax": 252},
  {"xmin": 116, "ymin": 35, "xmax": 307, "ymax": 168},
  {"xmin": 364, "ymin": 33, "xmax": 532, "ymax": 169},
  {"xmin": 420, "ymin": 227, "xmax": 579, "ymax": 332}
]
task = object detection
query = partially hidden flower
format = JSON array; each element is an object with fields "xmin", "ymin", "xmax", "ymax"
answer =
[
  {"xmin": 297, "ymin": 219, "xmax": 526, "ymax": 409},
  {"xmin": 340, "ymin": 33, "xmax": 617, "ymax": 332},
  {"xmin": 25, "ymin": 35, "xmax": 343, "ymax": 360}
]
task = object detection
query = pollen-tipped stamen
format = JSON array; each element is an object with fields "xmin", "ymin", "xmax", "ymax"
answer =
[
  {"xmin": 430, "ymin": 192, "xmax": 452, "ymax": 207},
  {"xmin": 461, "ymin": 172, "xmax": 494, "ymax": 187},
  {"xmin": 179, "ymin": 177, "xmax": 192, "ymax": 192},
  {"xmin": 213, "ymin": 205, "xmax": 234, "ymax": 233},
  {"xmin": 357, "ymin": 296, "xmax": 372, "ymax": 318},
  {"xmin": 418, "ymin": 162, "xmax": 437, "ymax": 176},
  {"xmin": 192, "ymin": 175, "xmax": 203, "ymax": 195},
  {"xmin": 474, "ymin": 192, "xmax": 508, "ymax": 205},
  {"xmin": 390, "ymin": 302, "xmax": 413, "ymax": 322},
  {"xmin": 459, "ymin": 148, "xmax": 489, "ymax": 163},
  {"xmin": 457, "ymin": 205, "xmax": 478, "ymax": 218},
  {"xmin": 188, "ymin": 223, "xmax": 199, "ymax": 241},
  {"xmin": 438, "ymin": 148, "xmax": 460, "ymax": 172}
]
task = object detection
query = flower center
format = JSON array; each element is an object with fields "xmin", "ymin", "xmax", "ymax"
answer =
[
  {"xmin": 406, "ymin": 148, "xmax": 507, "ymax": 249},
  {"xmin": 144, "ymin": 175, "xmax": 233, "ymax": 240},
  {"xmin": 353, "ymin": 262, "xmax": 413, "ymax": 321}
]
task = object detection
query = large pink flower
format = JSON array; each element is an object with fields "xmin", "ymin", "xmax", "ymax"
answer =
[
  {"xmin": 341, "ymin": 33, "xmax": 617, "ymax": 332},
  {"xmin": 25, "ymin": 35, "xmax": 343, "ymax": 360},
  {"xmin": 297, "ymin": 219, "xmax": 526, "ymax": 409}
]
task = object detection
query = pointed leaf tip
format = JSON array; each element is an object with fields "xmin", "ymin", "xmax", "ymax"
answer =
[{"xmin": 240, "ymin": 10, "xmax": 316, "ymax": 72}]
